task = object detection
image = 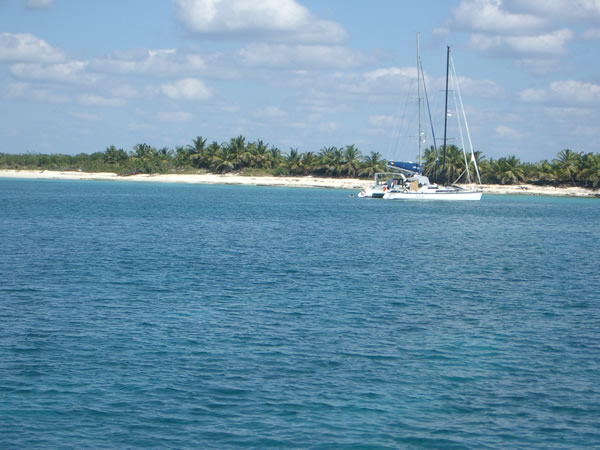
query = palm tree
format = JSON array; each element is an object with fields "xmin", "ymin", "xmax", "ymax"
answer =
[
  {"xmin": 205, "ymin": 141, "xmax": 221, "ymax": 169},
  {"xmin": 554, "ymin": 148, "xmax": 582, "ymax": 186},
  {"xmin": 130, "ymin": 143, "xmax": 159, "ymax": 174},
  {"xmin": 187, "ymin": 136, "xmax": 207, "ymax": 168},
  {"xmin": 210, "ymin": 146, "xmax": 238, "ymax": 173},
  {"xmin": 422, "ymin": 145, "xmax": 440, "ymax": 179},
  {"xmin": 239, "ymin": 140, "xmax": 256, "ymax": 168},
  {"xmin": 521, "ymin": 161, "xmax": 539, "ymax": 184},
  {"xmin": 318, "ymin": 146, "xmax": 343, "ymax": 177},
  {"xmin": 301, "ymin": 151, "xmax": 318, "ymax": 175},
  {"xmin": 103, "ymin": 145, "xmax": 127, "ymax": 165},
  {"xmin": 535, "ymin": 160, "xmax": 561, "ymax": 186},
  {"xmin": 359, "ymin": 151, "xmax": 386, "ymax": 178},
  {"xmin": 156, "ymin": 146, "xmax": 173, "ymax": 172},
  {"xmin": 132, "ymin": 143, "xmax": 153, "ymax": 159},
  {"xmin": 341, "ymin": 144, "xmax": 362, "ymax": 177},
  {"xmin": 224, "ymin": 135, "xmax": 248, "ymax": 168},
  {"xmin": 492, "ymin": 155, "xmax": 525, "ymax": 185},
  {"xmin": 477, "ymin": 154, "xmax": 493, "ymax": 184},
  {"xmin": 269, "ymin": 147, "xmax": 284, "ymax": 170},
  {"xmin": 174, "ymin": 145, "xmax": 188, "ymax": 168},
  {"xmin": 253, "ymin": 140, "xmax": 271, "ymax": 169},
  {"xmin": 466, "ymin": 150, "xmax": 485, "ymax": 184},
  {"xmin": 284, "ymin": 148, "xmax": 303, "ymax": 175},
  {"xmin": 439, "ymin": 145, "xmax": 465, "ymax": 184},
  {"xmin": 580, "ymin": 152, "xmax": 600, "ymax": 188}
]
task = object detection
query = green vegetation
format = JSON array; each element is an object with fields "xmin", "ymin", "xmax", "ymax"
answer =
[
  {"xmin": 1, "ymin": 136, "xmax": 599, "ymax": 188},
  {"xmin": 420, "ymin": 145, "xmax": 600, "ymax": 188}
]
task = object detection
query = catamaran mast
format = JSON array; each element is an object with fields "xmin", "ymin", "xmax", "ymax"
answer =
[
  {"xmin": 417, "ymin": 34, "xmax": 422, "ymax": 170},
  {"xmin": 442, "ymin": 45, "xmax": 450, "ymax": 178}
]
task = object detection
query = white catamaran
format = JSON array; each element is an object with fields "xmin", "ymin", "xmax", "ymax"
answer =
[{"xmin": 381, "ymin": 41, "xmax": 482, "ymax": 201}]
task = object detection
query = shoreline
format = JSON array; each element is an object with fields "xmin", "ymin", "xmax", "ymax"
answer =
[{"xmin": 1, "ymin": 169, "xmax": 599, "ymax": 198}]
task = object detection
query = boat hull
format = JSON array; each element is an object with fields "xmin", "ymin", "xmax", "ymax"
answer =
[
  {"xmin": 383, "ymin": 190, "xmax": 482, "ymax": 201},
  {"xmin": 358, "ymin": 190, "xmax": 385, "ymax": 198}
]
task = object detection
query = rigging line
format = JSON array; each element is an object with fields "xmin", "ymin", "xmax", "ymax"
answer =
[
  {"xmin": 450, "ymin": 64, "xmax": 471, "ymax": 184},
  {"xmin": 450, "ymin": 55, "xmax": 482, "ymax": 185},
  {"xmin": 443, "ymin": 46, "xmax": 450, "ymax": 174},
  {"xmin": 454, "ymin": 169, "xmax": 467, "ymax": 184},
  {"xmin": 389, "ymin": 81, "xmax": 414, "ymax": 161},
  {"xmin": 419, "ymin": 57, "xmax": 438, "ymax": 162}
]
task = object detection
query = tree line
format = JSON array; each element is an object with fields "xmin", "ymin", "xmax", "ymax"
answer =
[{"xmin": 1, "ymin": 135, "xmax": 599, "ymax": 188}]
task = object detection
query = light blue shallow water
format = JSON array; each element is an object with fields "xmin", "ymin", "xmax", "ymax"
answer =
[{"xmin": 1, "ymin": 178, "xmax": 599, "ymax": 448}]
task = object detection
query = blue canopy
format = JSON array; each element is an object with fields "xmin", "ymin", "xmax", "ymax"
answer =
[{"xmin": 386, "ymin": 160, "xmax": 422, "ymax": 174}]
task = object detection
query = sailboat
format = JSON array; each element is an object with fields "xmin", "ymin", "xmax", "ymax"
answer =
[
  {"xmin": 357, "ymin": 37, "xmax": 428, "ymax": 199},
  {"xmin": 382, "ymin": 43, "xmax": 482, "ymax": 201}
]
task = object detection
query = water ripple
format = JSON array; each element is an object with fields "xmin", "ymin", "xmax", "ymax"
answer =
[{"xmin": 1, "ymin": 180, "xmax": 599, "ymax": 448}]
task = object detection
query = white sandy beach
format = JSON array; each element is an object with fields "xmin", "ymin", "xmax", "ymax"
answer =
[{"xmin": 1, "ymin": 170, "xmax": 598, "ymax": 198}]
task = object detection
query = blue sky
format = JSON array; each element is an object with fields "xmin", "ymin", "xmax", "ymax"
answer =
[{"xmin": 1, "ymin": 0, "xmax": 600, "ymax": 162}]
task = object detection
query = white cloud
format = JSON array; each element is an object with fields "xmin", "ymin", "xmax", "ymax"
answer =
[
  {"xmin": 543, "ymin": 106, "xmax": 593, "ymax": 118},
  {"xmin": 237, "ymin": 43, "xmax": 371, "ymax": 69},
  {"xmin": 255, "ymin": 106, "xmax": 287, "ymax": 119},
  {"xmin": 355, "ymin": 66, "xmax": 499, "ymax": 103},
  {"xmin": 571, "ymin": 125, "xmax": 597, "ymax": 137},
  {"xmin": 213, "ymin": 103, "xmax": 240, "ymax": 113},
  {"xmin": 78, "ymin": 94, "xmax": 125, "ymax": 107},
  {"xmin": 156, "ymin": 111, "xmax": 194, "ymax": 121},
  {"xmin": 0, "ymin": 32, "xmax": 64, "ymax": 63},
  {"xmin": 368, "ymin": 114, "xmax": 396, "ymax": 128},
  {"xmin": 161, "ymin": 78, "xmax": 212, "ymax": 100},
  {"xmin": 451, "ymin": 76, "xmax": 503, "ymax": 97},
  {"xmin": 93, "ymin": 48, "xmax": 206, "ymax": 76},
  {"xmin": 110, "ymin": 85, "xmax": 138, "ymax": 98},
  {"xmin": 470, "ymin": 29, "xmax": 573, "ymax": 56},
  {"xmin": 495, "ymin": 125, "xmax": 521, "ymax": 138},
  {"xmin": 173, "ymin": 0, "xmax": 348, "ymax": 44},
  {"xmin": 548, "ymin": 80, "xmax": 600, "ymax": 103},
  {"xmin": 70, "ymin": 111, "xmax": 103, "ymax": 121},
  {"xmin": 128, "ymin": 122, "xmax": 152, "ymax": 131},
  {"xmin": 448, "ymin": 0, "xmax": 600, "ymax": 35},
  {"xmin": 95, "ymin": 48, "xmax": 175, "ymax": 73},
  {"xmin": 319, "ymin": 121, "xmax": 337, "ymax": 132},
  {"xmin": 449, "ymin": 0, "xmax": 547, "ymax": 34},
  {"xmin": 515, "ymin": 58, "xmax": 563, "ymax": 75},
  {"xmin": 506, "ymin": 0, "xmax": 600, "ymax": 22},
  {"xmin": 520, "ymin": 87, "xmax": 548, "ymax": 102},
  {"xmin": 295, "ymin": 92, "xmax": 345, "ymax": 114},
  {"xmin": 272, "ymin": 65, "xmax": 433, "ymax": 110},
  {"xmin": 364, "ymin": 67, "xmax": 418, "ymax": 83},
  {"xmin": 520, "ymin": 80, "xmax": 600, "ymax": 105},
  {"xmin": 4, "ymin": 82, "xmax": 68, "ymax": 103},
  {"xmin": 329, "ymin": 67, "xmax": 419, "ymax": 97},
  {"xmin": 443, "ymin": 0, "xmax": 581, "ymax": 65},
  {"xmin": 582, "ymin": 27, "xmax": 600, "ymax": 40},
  {"xmin": 9, "ymin": 61, "xmax": 100, "ymax": 84},
  {"xmin": 24, "ymin": 0, "xmax": 55, "ymax": 9}
]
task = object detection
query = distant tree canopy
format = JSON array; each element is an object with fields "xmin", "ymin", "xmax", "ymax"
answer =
[{"xmin": 1, "ymin": 136, "xmax": 599, "ymax": 188}]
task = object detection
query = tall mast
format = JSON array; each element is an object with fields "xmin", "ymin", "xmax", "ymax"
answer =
[
  {"xmin": 417, "ymin": 33, "xmax": 422, "ymax": 170},
  {"xmin": 442, "ymin": 45, "xmax": 450, "ymax": 176}
]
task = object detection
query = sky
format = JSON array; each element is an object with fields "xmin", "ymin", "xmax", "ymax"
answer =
[{"xmin": 1, "ymin": 0, "xmax": 600, "ymax": 163}]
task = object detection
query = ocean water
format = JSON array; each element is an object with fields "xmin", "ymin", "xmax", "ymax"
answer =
[{"xmin": 1, "ymin": 178, "xmax": 599, "ymax": 448}]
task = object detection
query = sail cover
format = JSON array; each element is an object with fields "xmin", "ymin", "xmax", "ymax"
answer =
[{"xmin": 386, "ymin": 160, "xmax": 422, "ymax": 174}]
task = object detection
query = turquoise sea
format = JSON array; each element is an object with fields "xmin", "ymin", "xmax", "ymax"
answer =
[{"xmin": 1, "ymin": 178, "xmax": 599, "ymax": 448}]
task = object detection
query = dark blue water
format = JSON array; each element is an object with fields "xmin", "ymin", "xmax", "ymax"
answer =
[{"xmin": 1, "ymin": 178, "xmax": 599, "ymax": 448}]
